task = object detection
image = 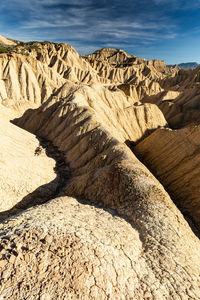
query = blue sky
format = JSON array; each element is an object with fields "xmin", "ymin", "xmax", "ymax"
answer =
[{"xmin": 0, "ymin": 0, "xmax": 200, "ymax": 64}]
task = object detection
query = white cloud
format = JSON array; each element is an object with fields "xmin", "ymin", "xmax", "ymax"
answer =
[{"xmin": 0, "ymin": 0, "xmax": 179, "ymax": 51}]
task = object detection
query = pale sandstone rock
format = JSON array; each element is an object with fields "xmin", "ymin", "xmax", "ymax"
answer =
[
  {"xmin": 134, "ymin": 126, "xmax": 200, "ymax": 231},
  {"xmin": 142, "ymin": 87, "xmax": 200, "ymax": 128},
  {"xmin": 0, "ymin": 53, "xmax": 66, "ymax": 115},
  {"xmin": 14, "ymin": 79, "xmax": 200, "ymax": 298},
  {"xmin": 16, "ymin": 82, "xmax": 167, "ymax": 148},
  {"xmin": 0, "ymin": 112, "xmax": 58, "ymax": 214},
  {"xmin": 140, "ymin": 66, "xmax": 200, "ymax": 128},
  {"xmin": 0, "ymin": 38, "xmax": 200, "ymax": 299},
  {"xmin": 85, "ymin": 48, "xmax": 174, "ymax": 82},
  {"xmin": 0, "ymin": 196, "xmax": 200, "ymax": 299},
  {"xmin": 0, "ymin": 42, "xmax": 172, "ymax": 117},
  {"xmin": 21, "ymin": 42, "xmax": 110, "ymax": 84}
]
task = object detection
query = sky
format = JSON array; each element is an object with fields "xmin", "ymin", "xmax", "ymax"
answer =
[{"xmin": 0, "ymin": 0, "xmax": 200, "ymax": 64}]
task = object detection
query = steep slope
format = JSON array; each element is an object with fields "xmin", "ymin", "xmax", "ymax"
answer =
[
  {"xmin": 17, "ymin": 42, "xmax": 110, "ymax": 84},
  {"xmin": 142, "ymin": 66, "xmax": 200, "ymax": 128},
  {"xmin": 84, "ymin": 48, "xmax": 178, "ymax": 93},
  {"xmin": 0, "ymin": 42, "xmax": 174, "ymax": 118},
  {"xmin": 85, "ymin": 48, "xmax": 172, "ymax": 80},
  {"xmin": 0, "ymin": 52, "xmax": 65, "ymax": 115},
  {"xmin": 16, "ymin": 82, "xmax": 167, "ymax": 148},
  {"xmin": 0, "ymin": 111, "xmax": 58, "ymax": 216},
  {"xmin": 158, "ymin": 87, "xmax": 200, "ymax": 128},
  {"xmin": 134, "ymin": 126, "xmax": 200, "ymax": 231},
  {"xmin": 24, "ymin": 43, "xmax": 169, "ymax": 97},
  {"xmin": 0, "ymin": 43, "xmax": 110, "ymax": 117}
]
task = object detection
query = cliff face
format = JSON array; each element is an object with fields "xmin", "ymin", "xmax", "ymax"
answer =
[
  {"xmin": 0, "ymin": 52, "xmax": 65, "ymax": 115},
  {"xmin": 1, "ymin": 37, "xmax": 200, "ymax": 299}
]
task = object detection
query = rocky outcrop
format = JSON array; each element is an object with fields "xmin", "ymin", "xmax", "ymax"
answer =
[
  {"xmin": 84, "ymin": 48, "xmax": 173, "ymax": 86},
  {"xmin": 118, "ymin": 80, "xmax": 163, "ymax": 102},
  {"xmin": 134, "ymin": 126, "xmax": 200, "ymax": 231},
  {"xmin": 161, "ymin": 66, "xmax": 200, "ymax": 90},
  {"xmin": 85, "ymin": 48, "xmax": 171, "ymax": 76},
  {"xmin": 0, "ymin": 43, "xmax": 165, "ymax": 118},
  {"xmin": 141, "ymin": 86, "xmax": 200, "ymax": 128},
  {"xmin": 0, "ymin": 42, "xmax": 178, "ymax": 118},
  {"xmin": 25, "ymin": 42, "xmax": 109, "ymax": 84}
]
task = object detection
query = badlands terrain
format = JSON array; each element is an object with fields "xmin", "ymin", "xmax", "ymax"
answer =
[{"xmin": 0, "ymin": 35, "xmax": 200, "ymax": 299}]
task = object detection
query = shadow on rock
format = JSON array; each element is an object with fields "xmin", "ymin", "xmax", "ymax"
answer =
[{"xmin": 0, "ymin": 137, "xmax": 71, "ymax": 223}]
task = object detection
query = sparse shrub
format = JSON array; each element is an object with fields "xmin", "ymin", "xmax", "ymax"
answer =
[{"xmin": 0, "ymin": 47, "xmax": 8, "ymax": 53}]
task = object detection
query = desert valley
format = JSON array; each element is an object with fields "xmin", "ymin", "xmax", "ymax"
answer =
[{"xmin": 0, "ymin": 34, "xmax": 200, "ymax": 299}]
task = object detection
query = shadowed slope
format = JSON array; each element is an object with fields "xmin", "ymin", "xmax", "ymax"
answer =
[
  {"xmin": 0, "ymin": 113, "xmax": 58, "ymax": 214},
  {"xmin": 141, "ymin": 66, "xmax": 200, "ymax": 128},
  {"xmin": 134, "ymin": 126, "xmax": 200, "ymax": 231}
]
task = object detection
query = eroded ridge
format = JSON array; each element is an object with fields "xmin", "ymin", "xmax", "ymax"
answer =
[
  {"xmin": 13, "ymin": 81, "xmax": 200, "ymax": 298},
  {"xmin": 0, "ymin": 197, "xmax": 200, "ymax": 299}
]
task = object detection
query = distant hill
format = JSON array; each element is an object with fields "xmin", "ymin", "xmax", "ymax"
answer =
[{"xmin": 178, "ymin": 62, "xmax": 199, "ymax": 69}]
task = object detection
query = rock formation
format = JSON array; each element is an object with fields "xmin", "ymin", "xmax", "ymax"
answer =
[
  {"xmin": 134, "ymin": 126, "xmax": 200, "ymax": 231},
  {"xmin": 0, "ymin": 52, "xmax": 66, "ymax": 115},
  {"xmin": 0, "ymin": 35, "xmax": 200, "ymax": 299},
  {"xmin": 0, "ymin": 42, "xmax": 174, "ymax": 116},
  {"xmin": 142, "ymin": 66, "xmax": 200, "ymax": 128}
]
